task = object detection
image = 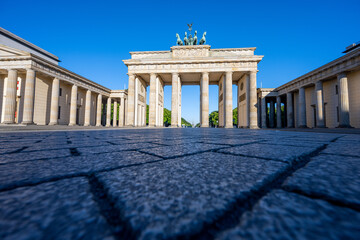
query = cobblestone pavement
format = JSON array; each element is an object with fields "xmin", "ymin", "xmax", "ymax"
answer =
[{"xmin": 0, "ymin": 128, "xmax": 359, "ymax": 239}]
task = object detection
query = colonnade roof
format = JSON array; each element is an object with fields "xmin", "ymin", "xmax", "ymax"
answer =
[
  {"xmin": 0, "ymin": 27, "xmax": 59, "ymax": 64},
  {"xmin": 0, "ymin": 43, "xmax": 112, "ymax": 96},
  {"xmin": 274, "ymin": 48, "xmax": 360, "ymax": 94}
]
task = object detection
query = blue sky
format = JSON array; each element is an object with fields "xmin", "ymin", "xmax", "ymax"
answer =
[{"xmin": 1, "ymin": 0, "xmax": 359, "ymax": 124}]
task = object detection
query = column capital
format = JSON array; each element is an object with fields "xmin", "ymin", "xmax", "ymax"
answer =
[
  {"xmin": 6, "ymin": 68, "xmax": 17, "ymax": 73},
  {"xmin": 337, "ymin": 72, "xmax": 347, "ymax": 79},
  {"xmin": 202, "ymin": 71, "xmax": 209, "ymax": 75},
  {"xmin": 149, "ymin": 72, "xmax": 157, "ymax": 77},
  {"xmin": 25, "ymin": 68, "xmax": 36, "ymax": 72},
  {"xmin": 172, "ymin": 72, "xmax": 179, "ymax": 77}
]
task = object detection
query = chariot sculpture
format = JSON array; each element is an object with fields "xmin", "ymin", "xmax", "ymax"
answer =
[{"xmin": 176, "ymin": 24, "xmax": 206, "ymax": 46}]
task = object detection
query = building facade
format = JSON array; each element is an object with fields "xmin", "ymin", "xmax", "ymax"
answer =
[
  {"xmin": 259, "ymin": 44, "xmax": 360, "ymax": 129},
  {"xmin": 0, "ymin": 27, "xmax": 126, "ymax": 127},
  {"xmin": 1, "ymin": 27, "xmax": 358, "ymax": 129},
  {"xmin": 123, "ymin": 45, "xmax": 263, "ymax": 128}
]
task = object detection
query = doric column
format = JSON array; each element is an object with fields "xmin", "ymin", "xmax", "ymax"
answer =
[
  {"xmin": 84, "ymin": 90, "xmax": 91, "ymax": 126},
  {"xmin": 225, "ymin": 71, "xmax": 233, "ymax": 128},
  {"xmin": 68, "ymin": 85, "xmax": 78, "ymax": 126},
  {"xmin": 49, "ymin": 77, "xmax": 60, "ymax": 125},
  {"xmin": 113, "ymin": 100, "xmax": 118, "ymax": 127},
  {"xmin": 298, "ymin": 87, "xmax": 307, "ymax": 128},
  {"xmin": 178, "ymin": 79, "xmax": 182, "ymax": 126},
  {"xmin": 106, "ymin": 98, "xmax": 111, "ymax": 127},
  {"xmin": 171, "ymin": 72, "xmax": 179, "ymax": 127},
  {"xmin": 244, "ymin": 74, "xmax": 250, "ymax": 127},
  {"xmin": 286, "ymin": 92, "xmax": 294, "ymax": 128},
  {"xmin": 124, "ymin": 98, "xmax": 128, "ymax": 126},
  {"xmin": 249, "ymin": 71, "xmax": 258, "ymax": 129},
  {"xmin": 149, "ymin": 73, "xmax": 157, "ymax": 127},
  {"xmin": 337, "ymin": 73, "xmax": 351, "ymax": 127},
  {"xmin": 269, "ymin": 99, "xmax": 275, "ymax": 128},
  {"xmin": 201, "ymin": 72, "xmax": 209, "ymax": 127},
  {"xmin": 22, "ymin": 69, "xmax": 36, "ymax": 125},
  {"xmin": 276, "ymin": 96, "xmax": 282, "ymax": 128},
  {"xmin": 119, "ymin": 97, "xmax": 125, "ymax": 127},
  {"xmin": 96, "ymin": 94, "xmax": 102, "ymax": 126},
  {"xmin": 315, "ymin": 81, "xmax": 325, "ymax": 127},
  {"xmin": 261, "ymin": 97, "xmax": 267, "ymax": 128},
  {"xmin": 126, "ymin": 74, "xmax": 135, "ymax": 126},
  {"xmin": 2, "ymin": 69, "xmax": 18, "ymax": 123}
]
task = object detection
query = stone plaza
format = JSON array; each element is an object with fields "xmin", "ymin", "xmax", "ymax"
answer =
[{"xmin": 0, "ymin": 128, "xmax": 359, "ymax": 239}]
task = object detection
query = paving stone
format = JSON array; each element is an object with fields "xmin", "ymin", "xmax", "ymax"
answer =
[
  {"xmin": 283, "ymin": 154, "xmax": 360, "ymax": 206},
  {"xmin": 0, "ymin": 151, "xmax": 161, "ymax": 190},
  {"xmin": 97, "ymin": 152, "xmax": 288, "ymax": 239},
  {"xmin": 218, "ymin": 190, "xmax": 360, "ymax": 240},
  {"xmin": 322, "ymin": 141, "xmax": 360, "ymax": 157},
  {"xmin": 0, "ymin": 177, "xmax": 113, "ymax": 240},
  {"xmin": 76, "ymin": 142, "xmax": 161, "ymax": 155},
  {"xmin": 200, "ymin": 138, "xmax": 260, "ymax": 146},
  {"xmin": 218, "ymin": 143, "xmax": 318, "ymax": 163},
  {"xmin": 140, "ymin": 143, "xmax": 224, "ymax": 158},
  {"xmin": 0, "ymin": 149, "xmax": 72, "ymax": 164},
  {"xmin": 261, "ymin": 139, "xmax": 327, "ymax": 148}
]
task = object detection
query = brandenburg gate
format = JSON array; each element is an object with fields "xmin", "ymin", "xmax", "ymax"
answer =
[{"xmin": 123, "ymin": 28, "xmax": 263, "ymax": 128}]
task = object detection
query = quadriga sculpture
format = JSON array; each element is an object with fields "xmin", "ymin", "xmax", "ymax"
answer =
[
  {"xmin": 199, "ymin": 32, "xmax": 206, "ymax": 45},
  {"xmin": 176, "ymin": 33, "xmax": 183, "ymax": 46}
]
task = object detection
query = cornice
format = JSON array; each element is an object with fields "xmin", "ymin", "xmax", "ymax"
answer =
[
  {"xmin": 275, "ymin": 48, "xmax": 360, "ymax": 94},
  {"xmin": 123, "ymin": 56, "xmax": 264, "ymax": 66}
]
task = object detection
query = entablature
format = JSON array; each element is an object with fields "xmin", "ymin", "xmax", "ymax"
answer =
[
  {"xmin": 276, "ymin": 48, "xmax": 360, "ymax": 95},
  {"xmin": 0, "ymin": 55, "xmax": 111, "ymax": 96}
]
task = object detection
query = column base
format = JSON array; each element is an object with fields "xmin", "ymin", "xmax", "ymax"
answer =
[
  {"xmin": 337, "ymin": 124, "xmax": 353, "ymax": 128},
  {"xmin": 200, "ymin": 125, "xmax": 209, "ymax": 128},
  {"xmin": 84, "ymin": 124, "xmax": 90, "ymax": 127},
  {"xmin": 48, "ymin": 122, "xmax": 58, "ymax": 126},
  {"xmin": 68, "ymin": 123, "xmax": 77, "ymax": 126},
  {"xmin": 21, "ymin": 121, "xmax": 35, "ymax": 125},
  {"xmin": 250, "ymin": 126, "xmax": 259, "ymax": 129},
  {"xmin": 2, "ymin": 121, "xmax": 15, "ymax": 124},
  {"xmin": 96, "ymin": 124, "xmax": 102, "ymax": 127}
]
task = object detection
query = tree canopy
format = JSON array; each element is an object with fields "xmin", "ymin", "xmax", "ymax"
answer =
[{"xmin": 146, "ymin": 105, "xmax": 191, "ymax": 127}]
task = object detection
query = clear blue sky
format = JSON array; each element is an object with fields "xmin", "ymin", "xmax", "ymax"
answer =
[{"xmin": 2, "ymin": 0, "xmax": 359, "ymax": 124}]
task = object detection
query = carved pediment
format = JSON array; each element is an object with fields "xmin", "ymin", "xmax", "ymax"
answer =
[{"xmin": 0, "ymin": 44, "xmax": 30, "ymax": 58}]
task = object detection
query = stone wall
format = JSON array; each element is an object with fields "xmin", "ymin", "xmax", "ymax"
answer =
[
  {"xmin": 348, "ymin": 71, "xmax": 360, "ymax": 128},
  {"xmin": 33, "ymin": 76, "xmax": 51, "ymax": 125}
]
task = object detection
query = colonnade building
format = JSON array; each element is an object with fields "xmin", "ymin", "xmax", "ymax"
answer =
[
  {"xmin": 0, "ymin": 27, "xmax": 127, "ymax": 127},
  {"xmin": 259, "ymin": 43, "xmax": 360, "ymax": 129},
  {"xmin": 1, "ymin": 27, "xmax": 359, "ymax": 129},
  {"xmin": 123, "ymin": 45, "xmax": 263, "ymax": 128}
]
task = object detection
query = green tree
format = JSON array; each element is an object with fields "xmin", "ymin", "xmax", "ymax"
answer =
[
  {"xmin": 146, "ymin": 105, "xmax": 149, "ymax": 125},
  {"xmin": 233, "ymin": 107, "xmax": 238, "ymax": 125},
  {"xmin": 163, "ymin": 108, "xmax": 171, "ymax": 126},
  {"xmin": 181, "ymin": 118, "xmax": 192, "ymax": 127},
  {"xmin": 209, "ymin": 111, "xmax": 219, "ymax": 127}
]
